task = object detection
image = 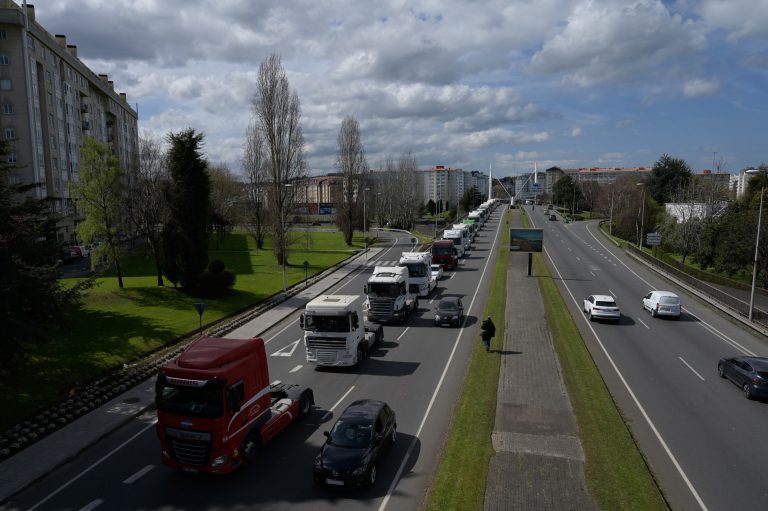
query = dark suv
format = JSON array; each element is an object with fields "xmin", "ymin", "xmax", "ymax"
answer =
[
  {"xmin": 313, "ymin": 399, "xmax": 396, "ymax": 487},
  {"xmin": 434, "ymin": 297, "xmax": 464, "ymax": 327}
]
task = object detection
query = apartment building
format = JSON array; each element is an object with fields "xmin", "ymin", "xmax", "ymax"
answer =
[
  {"xmin": 0, "ymin": 1, "xmax": 138, "ymax": 244},
  {"xmin": 421, "ymin": 165, "xmax": 489, "ymax": 210}
]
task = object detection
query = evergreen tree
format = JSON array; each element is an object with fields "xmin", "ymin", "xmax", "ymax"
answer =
[
  {"xmin": 647, "ymin": 154, "xmax": 692, "ymax": 204},
  {"xmin": 0, "ymin": 141, "xmax": 84, "ymax": 367},
  {"xmin": 162, "ymin": 129, "xmax": 211, "ymax": 289}
]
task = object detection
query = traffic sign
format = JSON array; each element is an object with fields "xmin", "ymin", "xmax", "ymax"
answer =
[{"xmin": 646, "ymin": 232, "xmax": 661, "ymax": 246}]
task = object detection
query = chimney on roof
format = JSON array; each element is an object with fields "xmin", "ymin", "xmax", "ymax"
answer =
[
  {"xmin": 119, "ymin": 92, "xmax": 127, "ymax": 103},
  {"xmin": 24, "ymin": 4, "xmax": 35, "ymax": 23},
  {"xmin": 66, "ymin": 44, "xmax": 77, "ymax": 57},
  {"xmin": 54, "ymin": 34, "xmax": 66, "ymax": 47},
  {"xmin": 98, "ymin": 74, "xmax": 108, "ymax": 84},
  {"xmin": 108, "ymin": 80, "xmax": 114, "ymax": 90}
]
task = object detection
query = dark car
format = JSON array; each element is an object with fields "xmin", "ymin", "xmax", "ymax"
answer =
[
  {"xmin": 313, "ymin": 399, "xmax": 396, "ymax": 487},
  {"xmin": 434, "ymin": 297, "xmax": 464, "ymax": 327},
  {"xmin": 717, "ymin": 356, "xmax": 768, "ymax": 399},
  {"xmin": 549, "ymin": 214, "xmax": 557, "ymax": 221}
]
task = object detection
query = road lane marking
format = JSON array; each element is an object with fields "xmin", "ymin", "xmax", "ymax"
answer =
[
  {"xmin": 637, "ymin": 318, "xmax": 650, "ymax": 329},
  {"xmin": 395, "ymin": 327, "xmax": 410, "ymax": 341},
  {"xmin": 123, "ymin": 464, "xmax": 154, "ymax": 484},
  {"xmin": 78, "ymin": 499, "xmax": 104, "ymax": 511},
  {"xmin": 545, "ymin": 241, "xmax": 709, "ymax": 511},
  {"xmin": 590, "ymin": 271, "xmax": 596, "ymax": 277},
  {"xmin": 380, "ymin": 205, "xmax": 506, "ymax": 511},
  {"xmin": 289, "ymin": 364, "xmax": 303, "ymax": 373},
  {"xmin": 576, "ymin": 256, "xmax": 581, "ymax": 262},
  {"xmin": 678, "ymin": 357, "xmax": 705, "ymax": 381},
  {"xmin": 321, "ymin": 385, "xmax": 356, "ymax": 421},
  {"xmin": 271, "ymin": 339, "xmax": 300, "ymax": 357},
  {"xmin": 29, "ymin": 421, "xmax": 158, "ymax": 511}
]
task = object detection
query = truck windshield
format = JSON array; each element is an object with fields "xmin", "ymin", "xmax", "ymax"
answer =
[
  {"xmin": 432, "ymin": 246, "xmax": 452, "ymax": 256},
  {"xmin": 402, "ymin": 262, "xmax": 427, "ymax": 278},
  {"xmin": 156, "ymin": 377, "xmax": 224, "ymax": 418},
  {"xmin": 367, "ymin": 282, "xmax": 401, "ymax": 298},
  {"xmin": 303, "ymin": 314, "xmax": 350, "ymax": 332}
]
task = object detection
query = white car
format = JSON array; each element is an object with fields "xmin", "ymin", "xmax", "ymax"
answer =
[
  {"xmin": 430, "ymin": 264, "xmax": 444, "ymax": 281},
  {"xmin": 642, "ymin": 290, "xmax": 681, "ymax": 319},
  {"xmin": 583, "ymin": 294, "xmax": 621, "ymax": 322}
]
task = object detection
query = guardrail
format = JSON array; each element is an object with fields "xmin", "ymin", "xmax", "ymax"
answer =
[{"xmin": 626, "ymin": 244, "xmax": 768, "ymax": 330}]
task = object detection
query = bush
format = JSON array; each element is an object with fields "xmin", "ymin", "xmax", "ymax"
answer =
[{"xmin": 197, "ymin": 260, "xmax": 236, "ymax": 296}]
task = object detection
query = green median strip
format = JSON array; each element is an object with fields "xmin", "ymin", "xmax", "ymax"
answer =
[{"xmin": 426, "ymin": 209, "xmax": 667, "ymax": 510}]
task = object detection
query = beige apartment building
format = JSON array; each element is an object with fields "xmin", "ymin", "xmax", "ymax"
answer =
[{"xmin": 0, "ymin": 1, "xmax": 138, "ymax": 244}]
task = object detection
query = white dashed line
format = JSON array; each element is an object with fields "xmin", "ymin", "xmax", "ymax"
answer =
[
  {"xmin": 78, "ymin": 500, "xmax": 104, "ymax": 511},
  {"xmin": 289, "ymin": 364, "xmax": 303, "ymax": 373},
  {"xmin": 637, "ymin": 317, "xmax": 650, "ymax": 330},
  {"xmin": 678, "ymin": 357, "xmax": 705, "ymax": 381},
  {"xmin": 123, "ymin": 464, "xmax": 154, "ymax": 484}
]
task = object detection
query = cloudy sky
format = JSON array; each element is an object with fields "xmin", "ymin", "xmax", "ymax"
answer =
[{"xmin": 39, "ymin": 0, "xmax": 768, "ymax": 177}]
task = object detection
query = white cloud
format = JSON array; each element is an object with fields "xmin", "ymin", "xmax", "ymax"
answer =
[
  {"xmin": 571, "ymin": 126, "xmax": 583, "ymax": 137},
  {"xmin": 682, "ymin": 78, "xmax": 720, "ymax": 97},
  {"xmin": 698, "ymin": 0, "xmax": 768, "ymax": 40}
]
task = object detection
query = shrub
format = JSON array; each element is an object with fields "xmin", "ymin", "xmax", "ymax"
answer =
[{"xmin": 197, "ymin": 260, "xmax": 236, "ymax": 296}]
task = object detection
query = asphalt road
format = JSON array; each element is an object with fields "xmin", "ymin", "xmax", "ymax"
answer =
[
  {"xmin": 5, "ymin": 206, "xmax": 506, "ymax": 511},
  {"xmin": 528, "ymin": 206, "xmax": 768, "ymax": 511}
]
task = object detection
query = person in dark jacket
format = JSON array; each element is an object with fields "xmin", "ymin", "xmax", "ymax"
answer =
[{"xmin": 480, "ymin": 316, "xmax": 496, "ymax": 352}]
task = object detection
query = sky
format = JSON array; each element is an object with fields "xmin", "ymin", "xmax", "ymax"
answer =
[{"xmin": 38, "ymin": 0, "xmax": 768, "ymax": 178}]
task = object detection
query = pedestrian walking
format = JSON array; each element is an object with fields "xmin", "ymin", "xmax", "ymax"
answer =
[{"xmin": 480, "ymin": 316, "xmax": 496, "ymax": 352}]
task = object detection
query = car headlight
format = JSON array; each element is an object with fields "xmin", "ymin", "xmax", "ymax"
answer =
[
  {"xmin": 351, "ymin": 465, "xmax": 368, "ymax": 476},
  {"xmin": 435, "ymin": 314, "xmax": 441, "ymax": 320},
  {"xmin": 211, "ymin": 455, "xmax": 228, "ymax": 467}
]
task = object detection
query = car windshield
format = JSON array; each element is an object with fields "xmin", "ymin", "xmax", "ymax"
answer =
[
  {"xmin": 438, "ymin": 301, "xmax": 458, "ymax": 312},
  {"xmin": 431, "ymin": 265, "xmax": 440, "ymax": 272},
  {"xmin": 328, "ymin": 420, "xmax": 373, "ymax": 448},
  {"xmin": 659, "ymin": 296, "xmax": 679, "ymax": 305},
  {"xmin": 303, "ymin": 314, "xmax": 350, "ymax": 332},
  {"xmin": 367, "ymin": 282, "xmax": 400, "ymax": 298},
  {"xmin": 595, "ymin": 301, "xmax": 615, "ymax": 307}
]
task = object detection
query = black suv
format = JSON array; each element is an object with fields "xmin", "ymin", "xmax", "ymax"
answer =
[
  {"xmin": 313, "ymin": 399, "xmax": 396, "ymax": 487},
  {"xmin": 434, "ymin": 296, "xmax": 464, "ymax": 327}
]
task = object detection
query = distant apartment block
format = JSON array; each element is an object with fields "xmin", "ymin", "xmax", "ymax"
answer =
[
  {"xmin": 0, "ymin": 1, "xmax": 138, "ymax": 244},
  {"xmin": 421, "ymin": 165, "xmax": 489, "ymax": 210}
]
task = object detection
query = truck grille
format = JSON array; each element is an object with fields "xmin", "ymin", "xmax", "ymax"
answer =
[
  {"xmin": 306, "ymin": 336, "xmax": 347, "ymax": 349},
  {"xmin": 369, "ymin": 298, "xmax": 394, "ymax": 320},
  {"xmin": 166, "ymin": 427, "xmax": 212, "ymax": 467},
  {"xmin": 316, "ymin": 350, "xmax": 341, "ymax": 364}
]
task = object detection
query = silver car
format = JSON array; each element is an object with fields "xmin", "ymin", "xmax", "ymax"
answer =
[{"xmin": 642, "ymin": 290, "xmax": 681, "ymax": 319}]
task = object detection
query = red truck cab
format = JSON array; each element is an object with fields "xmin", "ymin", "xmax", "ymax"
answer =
[
  {"xmin": 156, "ymin": 336, "xmax": 314, "ymax": 474},
  {"xmin": 431, "ymin": 240, "xmax": 458, "ymax": 270}
]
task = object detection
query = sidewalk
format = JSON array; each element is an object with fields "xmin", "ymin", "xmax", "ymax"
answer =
[
  {"xmin": 0, "ymin": 248, "xmax": 381, "ymax": 505},
  {"xmin": 484, "ymin": 209, "xmax": 596, "ymax": 510}
]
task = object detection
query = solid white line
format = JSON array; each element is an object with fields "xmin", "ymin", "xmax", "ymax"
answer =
[
  {"xmin": 609, "ymin": 289, "xmax": 616, "ymax": 298},
  {"xmin": 78, "ymin": 499, "xmax": 104, "ymax": 511},
  {"xmin": 122, "ymin": 464, "xmax": 154, "ymax": 484},
  {"xmin": 379, "ymin": 207, "xmax": 505, "ymax": 511},
  {"xmin": 289, "ymin": 364, "xmax": 303, "ymax": 373},
  {"xmin": 544, "ymin": 245, "xmax": 709, "ymax": 511},
  {"xmin": 29, "ymin": 420, "xmax": 158, "ymax": 511},
  {"xmin": 637, "ymin": 318, "xmax": 651, "ymax": 330},
  {"xmin": 678, "ymin": 357, "xmax": 705, "ymax": 382},
  {"xmin": 321, "ymin": 385, "xmax": 356, "ymax": 421}
]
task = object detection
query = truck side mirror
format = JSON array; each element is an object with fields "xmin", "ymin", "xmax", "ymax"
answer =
[
  {"xmin": 363, "ymin": 284, "xmax": 368, "ymax": 294},
  {"xmin": 299, "ymin": 314, "xmax": 304, "ymax": 329}
]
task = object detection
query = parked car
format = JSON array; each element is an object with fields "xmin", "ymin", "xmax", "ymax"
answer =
[
  {"xmin": 717, "ymin": 356, "xmax": 768, "ymax": 399},
  {"xmin": 430, "ymin": 264, "xmax": 444, "ymax": 281},
  {"xmin": 434, "ymin": 297, "xmax": 464, "ymax": 327},
  {"xmin": 549, "ymin": 214, "xmax": 557, "ymax": 221},
  {"xmin": 642, "ymin": 290, "xmax": 681, "ymax": 319},
  {"xmin": 583, "ymin": 294, "xmax": 621, "ymax": 322},
  {"xmin": 313, "ymin": 399, "xmax": 396, "ymax": 487}
]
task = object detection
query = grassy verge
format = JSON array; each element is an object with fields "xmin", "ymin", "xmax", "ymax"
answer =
[
  {"xmin": 1, "ymin": 229, "xmax": 361, "ymax": 430},
  {"xmin": 426, "ymin": 211, "xmax": 509, "ymax": 510},
  {"xmin": 426, "ymin": 209, "xmax": 666, "ymax": 510}
]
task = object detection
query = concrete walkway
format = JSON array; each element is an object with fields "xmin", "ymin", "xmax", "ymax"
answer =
[{"xmin": 484, "ymin": 209, "xmax": 596, "ymax": 510}]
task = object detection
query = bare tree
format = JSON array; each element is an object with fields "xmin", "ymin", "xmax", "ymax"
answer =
[
  {"xmin": 208, "ymin": 163, "xmax": 241, "ymax": 242},
  {"xmin": 387, "ymin": 153, "xmax": 421, "ymax": 229},
  {"xmin": 335, "ymin": 116, "xmax": 369, "ymax": 245},
  {"xmin": 126, "ymin": 132, "xmax": 170, "ymax": 286},
  {"xmin": 252, "ymin": 54, "xmax": 307, "ymax": 265},
  {"xmin": 242, "ymin": 122, "xmax": 268, "ymax": 249}
]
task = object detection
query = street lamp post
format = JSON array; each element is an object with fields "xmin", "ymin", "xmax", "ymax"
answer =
[
  {"xmin": 637, "ymin": 182, "xmax": 645, "ymax": 249},
  {"xmin": 363, "ymin": 186, "xmax": 370, "ymax": 259},
  {"xmin": 746, "ymin": 169, "xmax": 766, "ymax": 321},
  {"xmin": 282, "ymin": 183, "xmax": 293, "ymax": 294}
]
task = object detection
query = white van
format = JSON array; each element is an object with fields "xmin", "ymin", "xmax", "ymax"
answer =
[{"xmin": 642, "ymin": 291, "xmax": 681, "ymax": 319}]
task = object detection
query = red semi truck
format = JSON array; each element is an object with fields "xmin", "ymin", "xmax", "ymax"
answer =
[
  {"xmin": 431, "ymin": 239, "xmax": 458, "ymax": 270},
  {"xmin": 155, "ymin": 336, "xmax": 314, "ymax": 474}
]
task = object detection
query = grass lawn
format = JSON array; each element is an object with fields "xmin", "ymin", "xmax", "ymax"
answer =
[
  {"xmin": 426, "ymin": 209, "xmax": 666, "ymax": 510},
  {"xmin": 1, "ymin": 228, "xmax": 363, "ymax": 430}
]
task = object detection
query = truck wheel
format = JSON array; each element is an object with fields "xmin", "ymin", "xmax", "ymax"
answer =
[
  {"xmin": 242, "ymin": 431, "xmax": 261, "ymax": 461},
  {"xmin": 413, "ymin": 298, "xmax": 419, "ymax": 313},
  {"xmin": 356, "ymin": 346, "xmax": 363, "ymax": 366},
  {"xmin": 298, "ymin": 390, "xmax": 313, "ymax": 420},
  {"xmin": 376, "ymin": 327, "xmax": 383, "ymax": 346}
]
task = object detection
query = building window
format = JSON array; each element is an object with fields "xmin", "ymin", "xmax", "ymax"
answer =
[
  {"xmin": 7, "ymin": 152, "xmax": 17, "ymax": 163},
  {"xmin": 4, "ymin": 127, "xmax": 15, "ymax": 139},
  {"xmin": 0, "ymin": 55, "xmax": 9, "ymax": 65},
  {"xmin": 2, "ymin": 103, "xmax": 13, "ymax": 114},
  {"xmin": 0, "ymin": 79, "xmax": 11, "ymax": 91},
  {"xmin": 0, "ymin": 30, "xmax": 6, "ymax": 40}
]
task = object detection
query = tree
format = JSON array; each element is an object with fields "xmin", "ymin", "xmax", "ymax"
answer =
[
  {"xmin": 251, "ymin": 53, "xmax": 307, "ymax": 265},
  {"xmin": 70, "ymin": 137, "xmax": 127, "ymax": 288},
  {"xmin": 460, "ymin": 186, "xmax": 481, "ymax": 215},
  {"xmin": 426, "ymin": 199, "xmax": 436, "ymax": 216},
  {"xmin": 162, "ymin": 129, "xmax": 211, "ymax": 289},
  {"xmin": 0, "ymin": 140, "xmax": 84, "ymax": 366},
  {"xmin": 552, "ymin": 175, "xmax": 581, "ymax": 212},
  {"xmin": 647, "ymin": 154, "xmax": 692, "ymax": 204},
  {"xmin": 208, "ymin": 163, "xmax": 241, "ymax": 242},
  {"xmin": 243, "ymin": 122, "xmax": 268, "ymax": 250},
  {"xmin": 126, "ymin": 132, "xmax": 169, "ymax": 286},
  {"xmin": 335, "ymin": 116, "xmax": 369, "ymax": 245}
]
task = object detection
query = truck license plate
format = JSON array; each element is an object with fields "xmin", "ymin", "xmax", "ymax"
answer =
[{"xmin": 326, "ymin": 478, "xmax": 344, "ymax": 486}]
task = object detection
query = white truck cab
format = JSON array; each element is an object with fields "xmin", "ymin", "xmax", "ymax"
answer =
[
  {"xmin": 364, "ymin": 266, "xmax": 419, "ymax": 323},
  {"xmin": 399, "ymin": 251, "xmax": 437, "ymax": 297}
]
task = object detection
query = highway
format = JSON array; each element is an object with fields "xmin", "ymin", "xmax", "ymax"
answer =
[
  {"xmin": 6, "ymin": 206, "xmax": 506, "ymax": 511},
  {"xmin": 527, "ymin": 206, "xmax": 768, "ymax": 511}
]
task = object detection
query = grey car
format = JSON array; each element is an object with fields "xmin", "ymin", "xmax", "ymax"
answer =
[{"xmin": 435, "ymin": 297, "xmax": 464, "ymax": 327}]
